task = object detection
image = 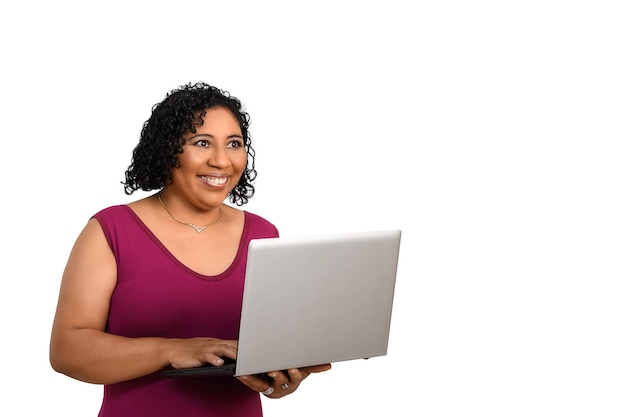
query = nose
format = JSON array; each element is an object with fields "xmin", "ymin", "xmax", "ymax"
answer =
[{"xmin": 208, "ymin": 146, "xmax": 230, "ymax": 168}]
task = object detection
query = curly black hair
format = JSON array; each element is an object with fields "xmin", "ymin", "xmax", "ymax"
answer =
[{"xmin": 123, "ymin": 82, "xmax": 256, "ymax": 206}]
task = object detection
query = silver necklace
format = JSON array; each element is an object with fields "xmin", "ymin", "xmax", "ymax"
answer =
[{"xmin": 157, "ymin": 192, "xmax": 222, "ymax": 233}]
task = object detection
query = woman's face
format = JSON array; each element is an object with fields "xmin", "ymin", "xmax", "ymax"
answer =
[{"xmin": 169, "ymin": 106, "xmax": 247, "ymax": 208}]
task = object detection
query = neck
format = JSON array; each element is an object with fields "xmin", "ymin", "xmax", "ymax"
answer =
[{"xmin": 157, "ymin": 192, "xmax": 222, "ymax": 233}]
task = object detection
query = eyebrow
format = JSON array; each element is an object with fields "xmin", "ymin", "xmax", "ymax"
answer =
[{"xmin": 187, "ymin": 133, "xmax": 244, "ymax": 140}]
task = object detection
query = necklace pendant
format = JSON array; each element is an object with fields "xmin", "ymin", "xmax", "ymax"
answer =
[{"xmin": 189, "ymin": 224, "xmax": 208, "ymax": 233}]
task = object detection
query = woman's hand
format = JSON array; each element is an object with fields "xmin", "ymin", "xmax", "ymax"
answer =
[
  {"xmin": 237, "ymin": 364, "xmax": 332, "ymax": 398},
  {"xmin": 165, "ymin": 337, "xmax": 238, "ymax": 369}
]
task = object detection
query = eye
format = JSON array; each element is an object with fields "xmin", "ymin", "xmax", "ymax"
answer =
[
  {"xmin": 195, "ymin": 139, "xmax": 210, "ymax": 148},
  {"xmin": 228, "ymin": 139, "xmax": 244, "ymax": 149}
]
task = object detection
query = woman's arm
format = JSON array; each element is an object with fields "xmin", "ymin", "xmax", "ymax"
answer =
[{"xmin": 49, "ymin": 218, "xmax": 236, "ymax": 385}]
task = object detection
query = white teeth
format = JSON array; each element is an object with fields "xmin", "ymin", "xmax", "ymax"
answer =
[{"xmin": 201, "ymin": 176, "xmax": 228, "ymax": 186}]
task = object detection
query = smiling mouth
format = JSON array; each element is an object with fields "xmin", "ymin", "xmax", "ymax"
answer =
[{"xmin": 199, "ymin": 175, "xmax": 228, "ymax": 186}]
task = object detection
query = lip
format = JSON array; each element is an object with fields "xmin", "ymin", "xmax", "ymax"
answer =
[{"xmin": 198, "ymin": 174, "xmax": 229, "ymax": 188}]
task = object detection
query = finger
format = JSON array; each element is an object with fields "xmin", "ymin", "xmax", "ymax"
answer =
[
  {"xmin": 268, "ymin": 371, "xmax": 290, "ymax": 387},
  {"xmin": 208, "ymin": 342, "xmax": 238, "ymax": 362},
  {"xmin": 219, "ymin": 340, "xmax": 239, "ymax": 354},
  {"xmin": 205, "ymin": 354, "xmax": 228, "ymax": 366},
  {"xmin": 304, "ymin": 363, "xmax": 332, "ymax": 373},
  {"xmin": 284, "ymin": 368, "xmax": 303, "ymax": 383},
  {"xmin": 260, "ymin": 384, "xmax": 275, "ymax": 396},
  {"xmin": 236, "ymin": 374, "xmax": 273, "ymax": 392}
]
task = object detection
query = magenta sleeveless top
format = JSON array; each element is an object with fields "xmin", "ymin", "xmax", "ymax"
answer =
[{"xmin": 92, "ymin": 205, "xmax": 279, "ymax": 417}]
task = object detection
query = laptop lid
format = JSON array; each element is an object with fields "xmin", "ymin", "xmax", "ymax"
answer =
[{"xmin": 161, "ymin": 229, "xmax": 401, "ymax": 378}]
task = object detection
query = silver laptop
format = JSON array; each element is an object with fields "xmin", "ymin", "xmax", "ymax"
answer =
[{"xmin": 161, "ymin": 229, "xmax": 401, "ymax": 377}]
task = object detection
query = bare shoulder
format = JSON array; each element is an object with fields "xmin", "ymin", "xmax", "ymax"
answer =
[
  {"xmin": 126, "ymin": 194, "xmax": 157, "ymax": 213},
  {"xmin": 126, "ymin": 194, "xmax": 161, "ymax": 226},
  {"xmin": 69, "ymin": 216, "xmax": 116, "ymax": 273}
]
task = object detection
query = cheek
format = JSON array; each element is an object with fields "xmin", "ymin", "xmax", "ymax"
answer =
[
  {"xmin": 234, "ymin": 154, "xmax": 248, "ymax": 172},
  {"xmin": 170, "ymin": 156, "xmax": 198, "ymax": 182},
  {"xmin": 178, "ymin": 152, "xmax": 204, "ymax": 170}
]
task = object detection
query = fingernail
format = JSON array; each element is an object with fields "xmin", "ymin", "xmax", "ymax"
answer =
[
  {"xmin": 268, "ymin": 372, "xmax": 277, "ymax": 377},
  {"xmin": 289, "ymin": 369, "xmax": 297, "ymax": 374}
]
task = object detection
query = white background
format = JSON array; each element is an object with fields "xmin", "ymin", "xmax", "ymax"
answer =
[{"xmin": 1, "ymin": 1, "xmax": 625, "ymax": 416}]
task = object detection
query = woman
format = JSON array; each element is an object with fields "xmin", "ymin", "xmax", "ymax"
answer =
[{"xmin": 49, "ymin": 82, "xmax": 330, "ymax": 416}]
